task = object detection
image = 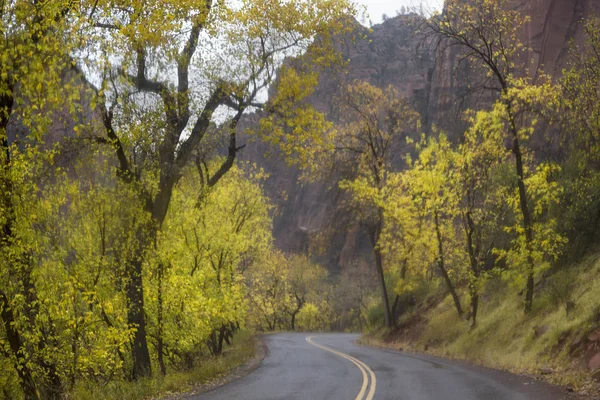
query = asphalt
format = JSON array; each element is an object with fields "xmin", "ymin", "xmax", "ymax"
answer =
[{"xmin": 193, "ymin": 332, "xmax": 584, "ymax": 400}]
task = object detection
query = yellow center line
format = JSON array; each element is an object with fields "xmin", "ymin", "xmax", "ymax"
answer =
[
  {"xmin": 354, "ymin": 353, "xmax": 376, "ymax": 400},
  {"xmin": 306, "ymin": 336, "xmax": 377, "ymax": 400}
]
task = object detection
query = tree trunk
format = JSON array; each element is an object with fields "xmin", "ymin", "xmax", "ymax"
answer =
[
  {"xmin": 127, "ymin": 254, "xmax": 152, "ymax": 379},
  {"xmin": 506, "ymin": 103, "xmax": 536, "ymax": 314},
  {"xmin": 156, "ymin": 261, "xmax": 166, "ymax": 376},
  {"xmin": 0, "ymin": 292, "xmax": 39, "ymax": 400},
  {"xmin": 390, "ymin": 295, "xmax": 401, "ymax": 321},
  {"xmin": 469, "ymin": 293, "xmax": 479, "ymax": 329},
  {"xmin": 464, "ymin": 211, "xmax": 479, "ymax": 328},
  {"xmin": 217, "ymin": 325, "xmax": 226, "ymax": 355},
  {"xmin": 290, "ymin": 295, "xmax": 304, "ymax": 330},
  {"xmin": 290, "ymin": 310, "xmax": 298, "ymax": 330},
  {"xmin": 373, "ymin": 244, "xmax": 393, "ymax": 328},
  {"xmin": 434, "ymin": 211, "xmax": 463, "ymax": 317}
]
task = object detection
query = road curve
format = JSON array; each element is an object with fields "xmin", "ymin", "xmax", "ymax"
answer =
[{"xmin": 193, "ymin": 333, "xmax": 581, "ymax": 400}]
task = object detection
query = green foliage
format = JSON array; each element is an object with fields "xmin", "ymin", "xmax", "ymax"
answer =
[{"xmin": 153, "ymin": 163, "xmax": 273, "ymax": 358}]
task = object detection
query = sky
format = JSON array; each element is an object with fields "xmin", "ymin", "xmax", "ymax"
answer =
[{"xmin": 356, "ymin": 0, "xmax": 443, "ymax": 25}]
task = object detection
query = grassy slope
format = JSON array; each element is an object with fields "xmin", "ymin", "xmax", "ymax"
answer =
[
  {"xmin": 69, "ymin": 330, "xmax": 256, "ymax": 400},
  {"xmin": 362, "ymin": 253, "xmax": 600, "ymax": 396}
]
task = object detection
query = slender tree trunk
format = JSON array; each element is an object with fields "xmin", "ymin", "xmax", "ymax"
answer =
[
  {"xmin": 218, "ymin": 325, "xmax": 228, "ymax": 355},
  {"xmin": 157, "ymin": 261, "xmax": 166, "ymax": 376},
  {"xmin": 290, "ymin": 310, "xmax": 298, "ymax": 330},
  {"xmin": 470, "ymin": 293, "xmax": 479, "ymax": 328},
  {"xmin": 464, "ymin": 211, "xmax": 480, "ymax": 328},
  {"xmin": 434, "ymin": 211, "xmax": 463, "ymax": 317},
  {"xmin": 390, "ymin": 295, "xmax": 400, "ymax": 320},
  {"xmin": 290, "ymin": 295, "xmax": 304, "ymax": 330},
  {"xmin": 372, "ymin": 237, "xmax": 393, "ymax": 328},
  {"xmin": 207, "ymin": 330, "xmax": 217, "ymax": 355},
  {"xmin": 506, "ymin": 103, "xmax": 536, "ymax": 314}
]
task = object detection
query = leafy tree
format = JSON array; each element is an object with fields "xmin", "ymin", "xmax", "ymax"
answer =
[
  {"xmin": 456, "ymin": 111, "xmax": 510, "ymax": 326},
  {"xmin": 561, "ymin": 18, "xmax": 600, "ymax": 247},
  {"xmin": 404, "ymin": 134, "xmax": 465, "ymax": 317},
  {"xmin": 38, "ymin": 153, "xmax": 143, "ymax": 385},
  {"xmin": 286, "ymin": 255, "xmax": 328, "ymax": 330},
  {"xmin": 246, "ymin": 251, "xmax": 294, "ymax": 331},
  {"xmin": 0, "ymin": 1, "xmax": 86, "ymax": 397},
  {"xmin": 332, "ymin": 261, "xmax": 377, "ymax": 331},
  {"xmin": 380, "ymin": 171, "xmax": 434, "ymax": 320},
  {"xmin": 335, "ymin": 81, "xmax": 419, "ymax": 328},
  {"xmin": 427, "ymin": 0, "xmax": 558, "ymax": 313},
  {"xmin": 157, "ymin": 164, "xmax": 272, "ymax": 367}
]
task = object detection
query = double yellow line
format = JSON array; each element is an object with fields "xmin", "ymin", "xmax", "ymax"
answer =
[{"xmin": 306, "ymin": 336, "xmax": 376, "ymax": 400}]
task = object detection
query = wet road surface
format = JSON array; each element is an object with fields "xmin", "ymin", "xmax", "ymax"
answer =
[{"xmin": 194, "ymin": 332, "xmax": 581, "ymax": 400}]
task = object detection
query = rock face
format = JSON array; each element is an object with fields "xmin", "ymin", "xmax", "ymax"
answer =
[
  {"xmin": 429, "ymin": 0, "xmax": 600, "ymax": 136},
  {"xmin": 243, "ymin": 1, "xmax": 600, "ymax": 272}
]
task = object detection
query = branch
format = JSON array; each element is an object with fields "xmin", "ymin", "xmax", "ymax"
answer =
[
  {"xmin": 177, "ymin": 0, "xmax": 213, "ymax": 127},
  {"xmin": 94, "ymin": 22, "xmax": 120, "ymax": 30},
  {"xmin": 122, "ymin": 48, "xmax": 180, "ymax": 129},
  {"xmin": 74, "ymin": 65, "xmax": 133, "ymax": 182},
  {"xmin": 208, "ymin": 106, "xmax": 246, "ymax": 187},
  {"xmin": 175, "ymin": 83, "xmax": 227, "ymax": 170}
]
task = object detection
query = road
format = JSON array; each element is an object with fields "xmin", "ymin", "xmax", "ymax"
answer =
[{"xmin": 194, "ymin": 333, "xmax": 581, "ymax": 400}]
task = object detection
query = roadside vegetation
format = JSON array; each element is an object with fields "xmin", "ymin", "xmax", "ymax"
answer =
[{"xmin": 71, "ymin": 330, "xmax": 256, "ymax": 400}]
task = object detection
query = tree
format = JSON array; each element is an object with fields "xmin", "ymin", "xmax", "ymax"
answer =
[
  {"xmin": 37, "ymin": 153, "xmax": 142, "ymax": 386},
  {"xmin": 332, "ymin": 261, "xmax": 377, "ymax": 331},
  {"xmin": 404, "ymin": 134, "xmax": 465, "ymax": 317},
  {"xmin": 74, "ymin": 0, "xmax": 357, "ymax": 378},
  {"xmin": 335, "ymin": 81, "xmax": 419, "ymax": 328},
  {"xmin": 380, "ymin": 170, "xmax": 434, "ymax": 320},
  {"xmin": 286, "ymin": 255, "xmax": 328, "ymax": 330},
  {"xmin": 157, "ymin": 164, "xmax": 272, "ymax": 365},
  {"xmin": 456, "ymin": 110, "xmax": 510, "ymax": 326},
  {"xmin": 246, "ymin": 251, "xmax": 294, "ymax": 331},
  {"xmin": 561, "ymin": 18, "xmax": 600, "ymax": 247},
  {"xmin": 428, "ymin": 0, "xmax": 551, "ymax": 313}
]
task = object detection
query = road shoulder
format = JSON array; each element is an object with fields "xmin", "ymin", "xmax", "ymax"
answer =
[
  {"xmin": 357, "ymin": 335, "xmax": 596, "ymax": 399},
  {"xmin": 161, "ymin": 335, "xmax": 267, "ymax": 399}
]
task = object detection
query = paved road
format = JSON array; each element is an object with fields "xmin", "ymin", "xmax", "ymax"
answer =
[{"xmin": 194, "ymin": 333, "xmax": 582, "ymax": 400}]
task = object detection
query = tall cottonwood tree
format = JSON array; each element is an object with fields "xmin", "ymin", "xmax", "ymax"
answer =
[
  {"xmin": 335, "ymin": 82, "xmax": 419, "ymax": 328},
  {"xmin": 75, "ymin": 0, "xmax": 357, "ymax": 378},
  {"xmin": 428, "ymin": 0, "xmax": 540, "ymax": 313}
]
